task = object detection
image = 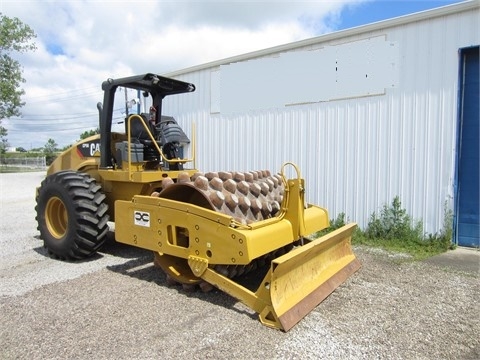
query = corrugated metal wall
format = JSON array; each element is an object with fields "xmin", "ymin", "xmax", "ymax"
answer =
[{"xmin": 162, "ymin": 3, "xmax": 479, "ymax": 234}]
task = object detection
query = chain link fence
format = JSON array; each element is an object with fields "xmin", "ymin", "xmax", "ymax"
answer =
[{"xmin": 0, "ymin": 156, "xmax": 47, "ymax": 171}]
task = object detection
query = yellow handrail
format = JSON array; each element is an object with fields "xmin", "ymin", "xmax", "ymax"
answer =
[{"xmin": 125, "ymin": 114, "xmax": 195, "ymax": 178}]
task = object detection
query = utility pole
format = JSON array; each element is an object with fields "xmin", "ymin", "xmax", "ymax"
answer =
[
  {"xmin": 137, "ymin": 89, "xmax": 141, "ymax": 114},
  {"xmin": 124, "ymin": 87, "xmax": 128, "ymax": 116}
]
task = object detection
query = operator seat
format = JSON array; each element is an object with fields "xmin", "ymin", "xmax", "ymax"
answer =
[
  {"xmin": 128, "ymin": 114, "xmax": 155, "ymax": 141},
  {"xmin": 127, "ymin": 114, "xmax": 160, "ymax": 162}
]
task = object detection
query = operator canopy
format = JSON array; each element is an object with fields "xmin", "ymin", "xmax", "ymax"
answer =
[{"xmin": 101, "ymin": 73, "xmax": 195, "ymax": 96}]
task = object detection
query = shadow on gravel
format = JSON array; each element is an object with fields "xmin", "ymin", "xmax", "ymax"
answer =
[
  {"xmin": 33, "ymin": 228, "xmax": 257, "ymax": 321},
  {"xmin": 105, "ymin": 251, "xmax": 257, "ymax": 322},
  {"xmin": 32, "ymin": 243, "xmax": 106, "ymax": 262},
  {"xmin": 32, "ymin": 231, "xmax": 151, "ymax": 263},
  {"xmin": 99, "ymin": 231, "xmax": 152, "ymax": 259},
  {"xmin": 106, "ymin": 256, "xmax": 159, "ymax": 282}
]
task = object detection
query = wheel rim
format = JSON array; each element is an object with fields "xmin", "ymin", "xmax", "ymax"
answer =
[{"xmin": 45, "ymin": 196, "xmax": 68, "ymax": 239}]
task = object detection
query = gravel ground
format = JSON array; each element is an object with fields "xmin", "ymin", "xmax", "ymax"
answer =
[{"xmin": 1, "ymin": 171, "xmax": 479, "ymax": 359}]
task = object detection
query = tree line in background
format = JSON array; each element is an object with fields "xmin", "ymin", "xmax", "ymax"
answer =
[
  {"xmin": 0, "ymin": 13, "xmax": 36, "ymax": 153},
  {"xmin": 3, "ymin": 128, "xmax": 100, "ymax": 165}
]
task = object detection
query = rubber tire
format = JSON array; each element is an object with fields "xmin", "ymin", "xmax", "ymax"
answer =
[{"xmin": 35, "ymin": 170, "xmax": 109, "ymax": 260}]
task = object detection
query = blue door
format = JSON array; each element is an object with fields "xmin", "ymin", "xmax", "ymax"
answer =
[{"xmin": 455, "ymin": 46, "xmax": 479, "ymax": 247}]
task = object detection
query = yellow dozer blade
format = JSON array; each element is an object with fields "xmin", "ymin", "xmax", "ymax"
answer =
[
  {"xmin": 196, "ymin": 223, "xmax": 359, "ymax": 331},
  {"xmin": 114, "ymin": 163, "xmax": 361, "ymax": 331},
  {"xmin": 267, "ymin": 223, "xmax": 360, "ymax": 330}
]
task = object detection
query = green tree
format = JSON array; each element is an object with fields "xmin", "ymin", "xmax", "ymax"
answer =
[
  {"xmin": 79, "ymin": 128, "xmax": 100, "ymax": 140},
  {"xmin": 0, "ymin": 13, "xmax": 37, "ymax": 145},
  {"xmin": 0, "ymin": 126, "xmax": 8, "ymax": 153},
  {"xmin": 43, "ymin": 138, "xmax": 58, "ymax": 165}
]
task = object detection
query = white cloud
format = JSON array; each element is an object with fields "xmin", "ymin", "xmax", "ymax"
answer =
[{"xmin": 1, "ymin": 0, "xmax": 361, "ymax": 149}]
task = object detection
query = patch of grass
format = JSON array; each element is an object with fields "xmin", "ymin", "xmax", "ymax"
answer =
[
  {"xmin": 318, "ymin": 197, "xmax": 453, "ymax": 261},
  {"xmin": 352, "ymin": 231, "xmax": 442, "ymax": 261}
]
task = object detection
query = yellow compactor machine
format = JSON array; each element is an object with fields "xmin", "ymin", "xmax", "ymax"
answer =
[{"xmin": 35, "ymin": 73, "xmax": 361, "ymax": 331}]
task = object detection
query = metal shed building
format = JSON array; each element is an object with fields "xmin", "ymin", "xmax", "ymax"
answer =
[{"xmin": 162, "ymin": 1, "xmax": 480, "ymax": 247}]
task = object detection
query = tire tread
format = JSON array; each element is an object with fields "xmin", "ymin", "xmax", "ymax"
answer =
[{"xmin": 35, "ymin": 170, "xmax": 109, "ymax": 260}]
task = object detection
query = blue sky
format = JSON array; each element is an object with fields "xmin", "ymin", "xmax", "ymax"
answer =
[
  {"xmin": 0, "ymin": 0, "xmax": 468, "ymax": 149},
  {"xmin": 338, "ymin": 1, "xmax": 463, "ymax": 29}
]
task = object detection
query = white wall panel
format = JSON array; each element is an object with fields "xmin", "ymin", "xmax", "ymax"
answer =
[
  {"xmin": 162, "ymin": 3, "xmax": 480, "ymax": 234},
  {"xmin": 218, "ymin": 36, "xmax": 399, "ymax": 113}
]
